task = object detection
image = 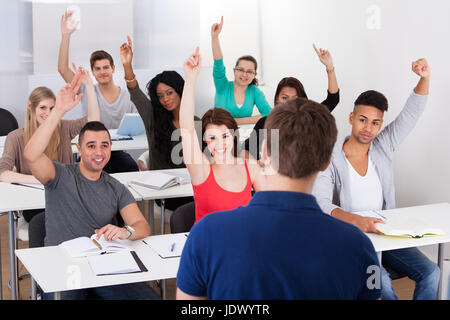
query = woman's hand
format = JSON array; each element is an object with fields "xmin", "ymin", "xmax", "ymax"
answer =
[
  {"xmin": 313, "ymin": 43, "xmax": 334, "ymax": 71},
  {"xmin": 120, "ymin": 36, "xmax": 134, "ymax": 66},
  {"xmin": 211, "ymin": 16, "xmax": 224, "ymax": 39}
]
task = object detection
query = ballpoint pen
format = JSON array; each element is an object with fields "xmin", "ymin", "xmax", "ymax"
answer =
[
  {"xmin": 170, "ymin": 243, "xmax": 176, "ymax": 252},
  {"xmin": 371, "ymin": 210, "xmax": 387, "ymax": 220}
]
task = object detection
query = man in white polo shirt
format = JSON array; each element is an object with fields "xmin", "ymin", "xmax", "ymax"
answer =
[{"xmin": 313, "ymin": 58, "xmax": 440, "ymax": 300}]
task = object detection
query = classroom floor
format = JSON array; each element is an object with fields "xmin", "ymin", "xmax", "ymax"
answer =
[{"xmin": 0, "ymin": 209, "xmax": 415, "ymax": 300}]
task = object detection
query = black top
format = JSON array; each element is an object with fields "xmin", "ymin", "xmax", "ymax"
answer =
[{"xmin": 242, "ymin": 90, "xmax": 340, "ymax": 160}]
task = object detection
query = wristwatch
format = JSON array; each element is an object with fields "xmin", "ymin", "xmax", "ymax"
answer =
[{"xmin": 124, "ymin": 225, "xmax": 135, "ymax": 240}]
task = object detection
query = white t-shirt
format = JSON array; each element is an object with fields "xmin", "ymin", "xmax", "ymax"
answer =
[
  {"xmin": 80, "ymin": 84, "xmax": 137, "ymax": 129},
  {"xmin": 345, "ymin": 156, "xmax": 383, "ymax": 213}
]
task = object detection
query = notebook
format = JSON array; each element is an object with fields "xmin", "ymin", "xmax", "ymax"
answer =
[
  {"xmin": 143, "ymin": 233, "xmax": 188, "ymax": 258},
  {"xmin": 60, "ymin": 234, "xmax": 130, "ymax": 258},
  {"xmin": 116, "ymin": 113, "xmax": 145, "ymax": 136},
  {"xmin": 129, "ymin": 171, "xmax": 189, "ymax": 191},
  {"xmin": 375, "ymin": 216, "xmax": 446, "ymax": 238},
  {"xmin": 87, "ymin": 251, "xmax": 147, "ymax": 276}
]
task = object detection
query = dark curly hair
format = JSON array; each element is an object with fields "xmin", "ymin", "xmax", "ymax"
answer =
[{"xmin": 146, "ymin": 71, "xmax": 185, "ymax": 163}]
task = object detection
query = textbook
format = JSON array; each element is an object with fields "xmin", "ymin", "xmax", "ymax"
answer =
[
  {"xmin": 116, "ymin": 113, "xmax": 145, "ymax": 136},
  {"xmin": 87, "ymin": 251, "xmax": 148, "ymax": 276},
  {"xmin": 60, "ymin": 234, "xmax": 130, "ymax": 258},
  {"xmin": 128, "ymin": 171, "xmax": 189, "ymax": 191},
  {"xmin": 375, "ymin": 216, "xmax": 446, "ymax": 238}
]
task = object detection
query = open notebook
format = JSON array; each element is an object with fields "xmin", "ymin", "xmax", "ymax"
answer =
[
  {"xmin": 129, "ymin": 171, "xmax": 190, "ymax": 191},
  {"xmin": 375, "ymin": 216, "xmax": 446, "ymax": 238},
  {"xmin": 60, "ymin": 234, "xmax": 129, "ymax": 258}
]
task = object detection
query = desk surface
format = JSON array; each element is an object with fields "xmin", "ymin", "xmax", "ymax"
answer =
[
  {"xmin": 367, "ymin": 203, "xmax": 450, "ymax": 252},
  {"xmin": 16, "ymin": 233, "xmax": 186, "ymax": 294},
  {"xmin": 71, "ymin": 130, "xmax": 148, "ymax": 153},
  {"xmin": 0, "ymin": 182, "xmax": 45, "ymax": 212}
]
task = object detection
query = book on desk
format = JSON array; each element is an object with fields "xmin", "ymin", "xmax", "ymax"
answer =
[
  {"xmin": 128, "ymin": 171, "xmax": 190, "ymax": 191},
  {"xmin": 61, "ymin": 234, "xmax": 147, "ymax": 275},
  {"xmin": 374, "ymin": 216, "xmax": 446, "ymax": 238}
]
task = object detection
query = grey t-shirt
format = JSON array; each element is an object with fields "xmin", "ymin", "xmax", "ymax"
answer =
[
  {"xmin": 44, "ymin": 162, "xmax": 136, "ymax": 246},
  {"xmin": 80, "ymin": 83, "xmax": 137, "ymax": 129}
]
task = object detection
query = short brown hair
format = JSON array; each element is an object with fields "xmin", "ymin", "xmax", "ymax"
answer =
[
  {"xmin": 90, "ymin": 50, "xmax": 114, "ymax": 70},
  {"xmin": 201, "ymin": 108, "xmax": 239, "ymax": 157},
  {"xmin": 265, "ymin": 98, "xmax": 337, "ymax": 178}
]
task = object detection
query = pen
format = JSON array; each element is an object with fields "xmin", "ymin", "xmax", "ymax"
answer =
[
  {"xmin": 92, "ymin": 238, "xmax": 103, "ymax": 250},
  {"xmin": 11, "ymin": 182, "xmax": 43, "ymax": 190},
  {"xmin": 371, "ymin": 210, "xmax": 387, "ymax": 220},
  {"xmin": 170, "ymin": 243, "xmax": 176, "ymax": 252}
]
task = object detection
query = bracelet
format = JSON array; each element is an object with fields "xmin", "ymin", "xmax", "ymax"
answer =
[
  {"xmin": 326, "ymin": 67, "xmax": 335, "ymax": 74},
  {"xmin": 125, "ymin": 76, "xmax": 136, "ymax": 83}
]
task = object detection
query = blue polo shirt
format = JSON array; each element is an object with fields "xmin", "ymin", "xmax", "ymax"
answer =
[{"xmin": 177, "ymin": 191, "xmax": 381, "ymax": 300}]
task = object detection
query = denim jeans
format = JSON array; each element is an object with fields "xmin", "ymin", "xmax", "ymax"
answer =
[
  {"xmin": 44, "ymin": 282, "xmax": 161, "ymax": 300},
  {"xmin": 380, "ymin": 247, "xmax": 440, "ymax": 300}
]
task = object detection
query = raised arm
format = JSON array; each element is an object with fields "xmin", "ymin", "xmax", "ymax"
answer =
[
  {"xmin": 120, "ymin": 36, "xmax": 138, "ymax": 90},
  {"xmin": 211, "ymin": 16, "xmax": 224, "ymax": 61},
  {"xmin": 180, "ymin": 48, "xmax": 209, "ymax": 185},
  {"xmin": 412, "ymin": 58, "xmax": 430, "ymax": 95},
  {"xmin": 57, "ymin": 10, "xmax": 78, "ymax": 83},
  {"xmin": 72, "ymin": 63, "xmax": 100, "ymax": 122},
  {"xmin": 377, "ymin": 58, "xmax": 430, "ymax": 152},
  {"xmin": 24, "ymin": 73, "xmax": 83, "ymax": 184},
  {"xmin": 313, "ymin": 44, "xmax": 339, "ymax": 94}
]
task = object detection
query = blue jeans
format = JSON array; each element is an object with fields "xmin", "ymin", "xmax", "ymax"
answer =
[
  {"xmin": 44, "ymin": 282, "xmax": 161, "ymax": 300},
  {"xmin": 381, "ymin": 247, "xmax": 440, "ymax": 300}
]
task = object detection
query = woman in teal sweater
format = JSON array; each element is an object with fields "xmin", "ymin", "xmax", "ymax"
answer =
[{"xmin": 211, "ymin": 16, "xmax": 271, "ymax": 125}]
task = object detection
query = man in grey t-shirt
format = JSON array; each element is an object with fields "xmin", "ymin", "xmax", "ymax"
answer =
[
  {"xmin": 57, "ymin": 10, "xmax": 139, "ymax": 173},
  {"xmin": 24, "ymin": 75, "xmax": 159, "ymax": 299}
]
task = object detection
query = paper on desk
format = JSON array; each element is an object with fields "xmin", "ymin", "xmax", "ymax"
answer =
[
  {"xmin": 88, "ymin": 251, "xmax": 141, "ymax": 276},
  {"xmin": 143, "ymin": 233, "xmax": 188, "ymax": 258}
]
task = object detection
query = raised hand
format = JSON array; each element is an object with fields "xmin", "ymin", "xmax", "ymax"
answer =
[
  {"xmin": 72, "ymin": 62, "xmax": 92, "ymax": 86},
  {"xmin": 184, "ymin": 47, "xmax": 202, "ymax": 80},
  {"xmin": 211, "ymin": 16, "xmax": 224, "ymax": 39},
  {"xmin": 120, "ymin": 35, "xmax": 134, "ymax": 66},
  {"xmin": 412, "ymin": 58, "xmax": 430, "ymax": 79},
  {"xmin": 313, "ymin": 43, "xmax": 334, "ymax": 71},
  {"xmin": 55, "ymin": 71, "xmax": 83, "ymax": 113},
  {"xmin": 61, "ymin": 10, "xmax": 78, "ymax": 35}
]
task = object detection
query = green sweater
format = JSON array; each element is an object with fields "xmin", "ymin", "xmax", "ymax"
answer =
[{"xmin": 213, "ymin": 58, "xmax": 272, "ymax": 118}]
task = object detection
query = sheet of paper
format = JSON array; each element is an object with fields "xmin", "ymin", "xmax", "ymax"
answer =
[
  {"xmin": 88, "ymin": 251, "xmax": 141, "ymax": 275},
  {"xmin": 143, "ymin": 233, "xmax": 188, "ymax": 258}
]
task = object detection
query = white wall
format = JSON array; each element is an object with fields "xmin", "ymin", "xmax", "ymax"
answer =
[
  {"xmin": 260, "ymin": 0, "xmax": 450, "ymax": 207},
  {"xmin": 1, "ymin": 0, "xmax": 449, "ymax": 208}
]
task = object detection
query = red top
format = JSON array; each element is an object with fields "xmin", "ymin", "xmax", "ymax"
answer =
[{"xmin": 193, "ymin": 161, "xmax": 252, "ymax": 223}]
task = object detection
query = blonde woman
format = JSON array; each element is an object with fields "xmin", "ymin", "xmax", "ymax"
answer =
[{"xmin": 0, "ymin": 67, "xmax": 99, "ymax": 246}]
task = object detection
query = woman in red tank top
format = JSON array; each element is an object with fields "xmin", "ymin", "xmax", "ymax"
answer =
[{"xmin": 180, "ymin": 48, "xmax": 264, "ymax": 223}]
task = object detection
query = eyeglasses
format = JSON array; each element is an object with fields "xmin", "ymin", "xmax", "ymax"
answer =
[{"xmin": 234, "ymin": 68, "xmax": 256, "ymax": 76}]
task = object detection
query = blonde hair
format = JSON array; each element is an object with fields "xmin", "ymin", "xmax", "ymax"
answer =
[{"xmin": 25, "ymin": 87, "xmax": 60, "ymax": 161}]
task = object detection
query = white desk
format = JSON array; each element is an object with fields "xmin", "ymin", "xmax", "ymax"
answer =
[
  {"xmin": 0, "ymin": 180, "xmax": 142, "ymax": 300},
  {"xmin": 111, "ymin": 169, "xmax": 194, "ymax": 235},
  {"xmin": 367, "ymin": 203, "xmax": 450, "ymax": 299},
  {"xmin": 15, "ymin": 233, "xmax": 186, "ymax": 299}
]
